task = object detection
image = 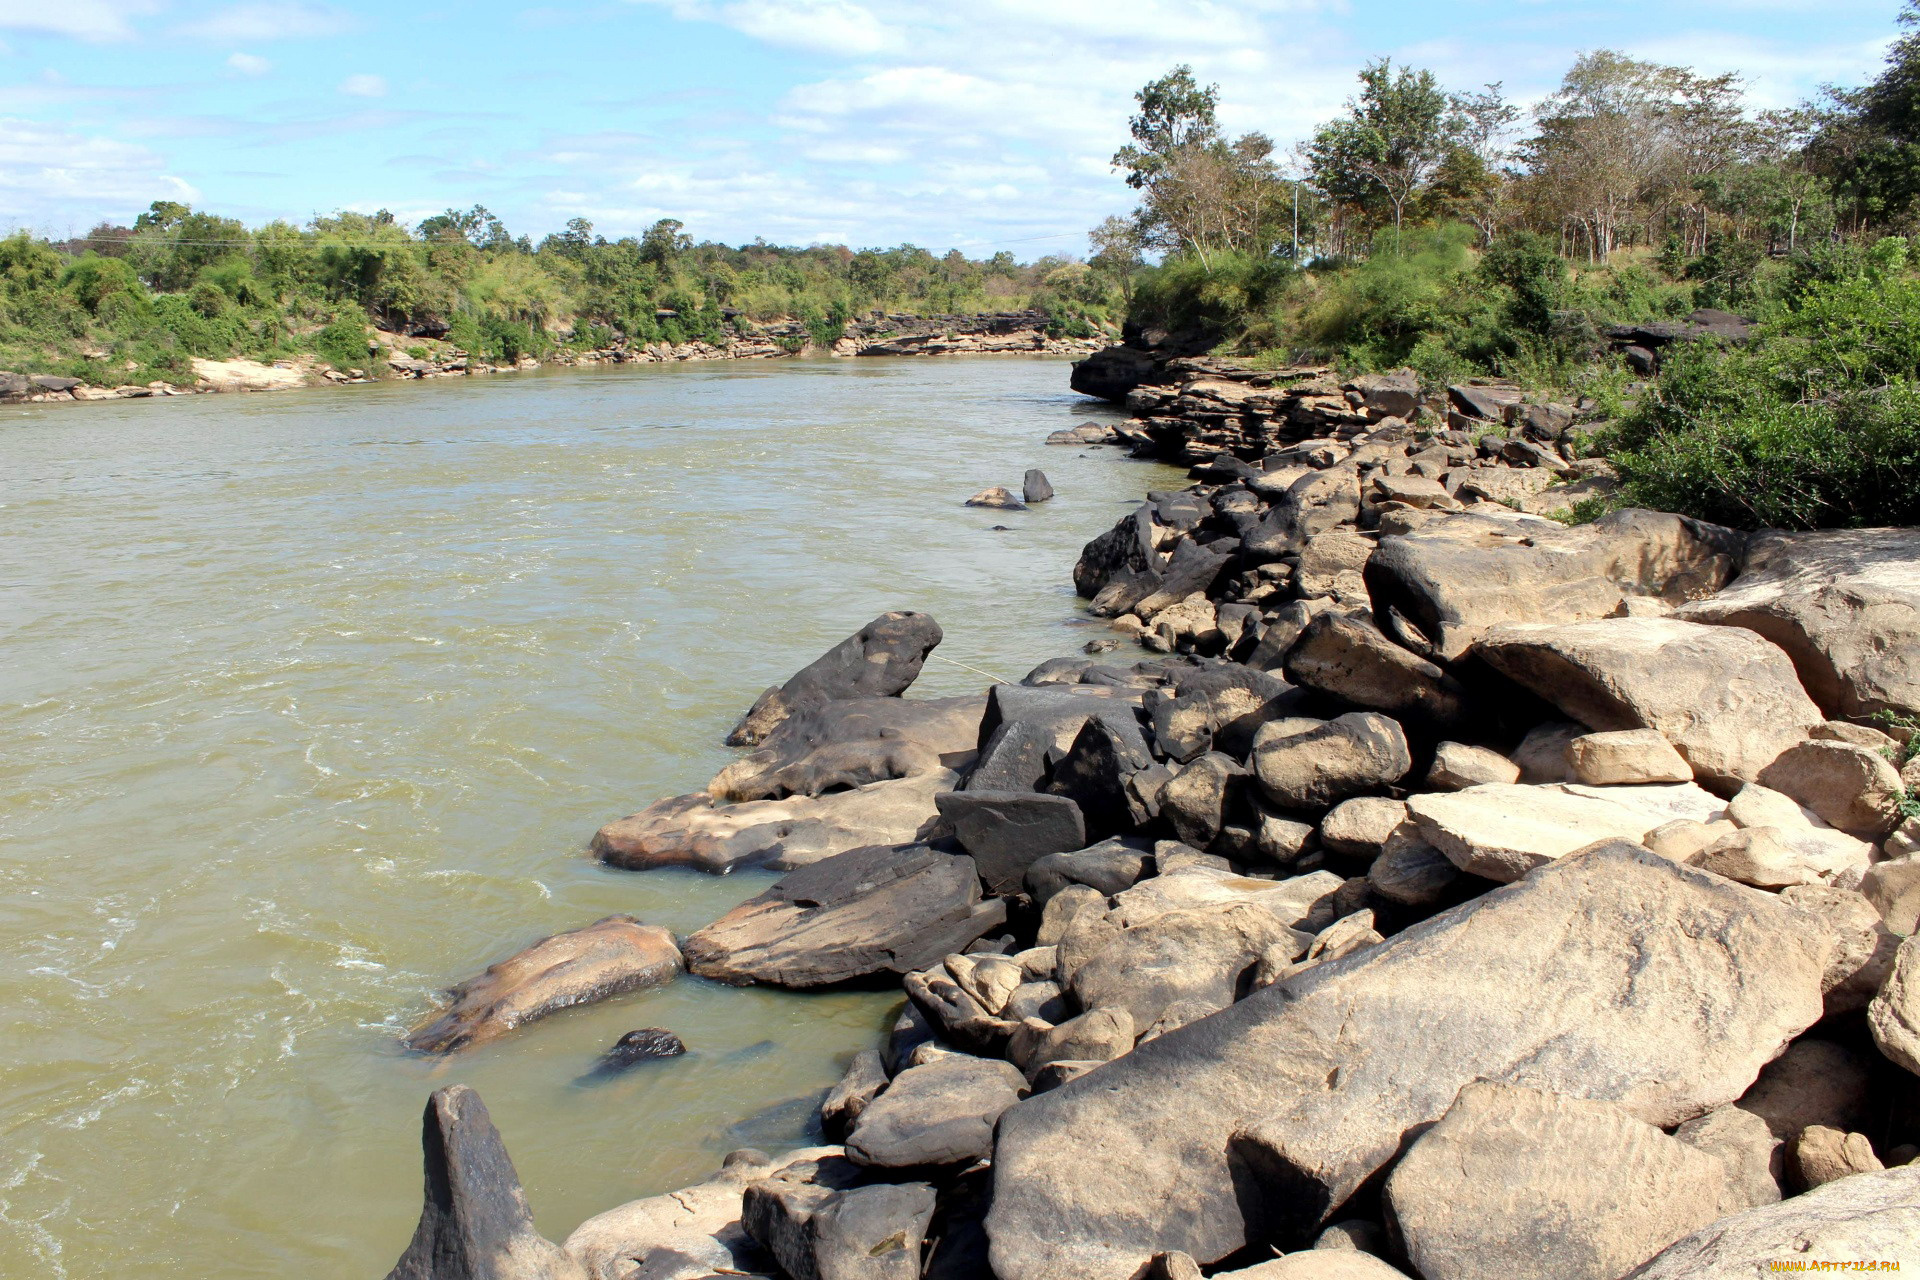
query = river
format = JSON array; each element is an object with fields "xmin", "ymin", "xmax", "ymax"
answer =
[{"xmin": 0, "ymin": 357, "xmax": 1185, "ymax": 1277}]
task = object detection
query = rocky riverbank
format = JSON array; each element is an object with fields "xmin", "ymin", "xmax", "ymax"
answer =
[
  {"xmin": 377, "ymin": 360, "xmax": 1920, "ymax": 1280},
  {"xmin": 0, "ymin": 310, "xmax": 1103, "ymax": 406}
]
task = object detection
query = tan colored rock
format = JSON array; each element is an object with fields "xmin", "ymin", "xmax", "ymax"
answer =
[
  {"xmin": 1758, "ymin": 741, "xmax": 1906, "ymax": 841},
  {"xmin": 566, "ymin": 1148, "xmax": 839, "ymax": 1280},
  {"xmin": 1407, "ymin": 781, "xmax": 1723, "ymax": 883},
  {"xmin": 1645, "ymin": 818, "xmax": 1735, "ymax": 862},
  {"xmin": 1510, "ymin": 721, "xmax": 1583, "ymax": 783},
  {"xmin": 404, "ymin": 916, "xmax": 682, "ymax": 1054},
  {"xmin": 1565, "ymin": 729, "xmax": 1692, "ymax": 785},
  {"xmin": 1628, "ymin": 1165, "xmax": 1920, "ymax": 1276},
  {"xmin": 1295, "ymin": 528, "xmax": 1375, "ymax": 604},
  {"xmin": 593, "ymin": 770, "xmax": 956, "ymax": 872},
  {"xmin": 1735, "ymin": 1039, "xmax": 1875, "ymax": 1140},
  {"xmin": 1780, "ymin": 884, "xmax": 1902, "ymax": 1016},
  {"xmin": 1425, "ymin": 741, "xmax": 1521, "ymax": 790},
  {"xmin": 1794, "ymin": 1126, "xmax": 1885, "ymax": 1190},
  {"xmin": 1694, "ymin": 827, "xmax": 1819, "ymax": 889},
  {"xmin": 1724, "ymin": 782, "xmax": 1874, "ymax": 880},
  {"xmin": 1070, "ymin": 902, "xmax": 1304, "ymax": 1032},
  {"xmin": 1110, "ymin": 865, "xmax": 1343, "ymax": 932},
  {"xmin": 1252, "ymin": 712, "xmax": 1412, "ymax": 810},
  {"xmin": 1367, "ymin": 829, "xmax": 1460, "ymax": 904},
  {"xmin": 1214, "ymin": 1251, "xmax": 1409, "ymax": 1279},
  {"xmin": 1673, "ymin": 1105, "xmax": 1781, "ymax": 1210},
  {"xmin": 1675, "ymin": 526, "xmax": 1920, "ymax": 722},
  {"xmin": 1868, "ymin": 934, "xmax": 1920, "ymax": 1076},
  {"xmin": 1476, "ymin": 618, "xmax": 1822, "ymax": 787},
  {"xmin": 1863, "ymin": 855, "xmax": 1920, "ymax": 934},
  {"xmin": 1385, "ymin": 1083, "xmax": 1751, "ymax": 1280},
  {"xmin": 1367, "ymin": 508, "xmax": 1742, "ymax": 662},
  {"xmin": 1319, "ymin": 797, "xmax": 1408, "ymax": 859}
]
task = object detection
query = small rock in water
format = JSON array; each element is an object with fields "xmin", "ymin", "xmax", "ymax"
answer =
[
  {"xmin": 990, "ymin": 525, "xmax": 1012, "ymax": 532},
  {"xmin": 724, "ymin": 1038, "xmax": 778, "ymax": 1064},
  {"xmin": 1023, "ymin": 469, "xmax": 1055, "ymax": 503},
  {"xmin": 579, "ymin": 1028, "xmax": 686, "ymax": 1080},
  {"xmin": 966, "ymin": 486, "xmax": 1027, "ymax": 510}
]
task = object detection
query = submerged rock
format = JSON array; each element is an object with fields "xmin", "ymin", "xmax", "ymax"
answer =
[
  {"xmin": 967, "ymin": 486, "xmax": 1028, "ymax": 509},
  {"xmin": 404, "ymin": 916, "xmax": 683, "ymax": 1055},
  {"xmin": 728, "ymin": 611, "xmax": 944, "ymax": 747},
  {"xmin": 578, "ymin": 1028, "xmax": 685, "ymax": 1081}
]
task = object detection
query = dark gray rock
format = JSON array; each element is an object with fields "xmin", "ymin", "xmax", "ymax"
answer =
[
  {"xmin": 820, "ymin": 1050, "xmax": 890, "ymax": 1139},
  {"xmin": 1159, "ymin": 752, "xmax": 1244, "ymax": 849},
  {"xmin": 936, "ymin": 791, "xmax": 1088, "ymax": 895},
  {"xmin": 728, "ymin": 611, "xmax": 944, "ymax": 746},
  {"xmin": 1023, "ymin": 469, "xmax": 1055, "ymax": 503},
  {"xmin": 682, "ymin": 844, "xmax": 1007, "ymax": 987},
  {"xmin": 578, "ymin": 1029, "xmax": 685, "ymax": 1081},
  {"xmin": 882, "ymin": 1002, "xmax": 939, "ymax": 1076},
  {"xmin": 1284, "ymin": 612, "xmax": 1470, "ymax": 731},
  {"xmin": 1046, "ymin": 716, "xmax": 1153, "ymax": 838},
  {"xmin": 846, "ymin": 1054, "xmax": 1028, "ymax": 1168},
  {"xmin": 385, "ymin": 1085, "xmax": 583, "ymax": 1280},
  {"xmin": 743, "ymin": 1165, "xmax": 935, "ymax": 1280},
  {"xmin": 1025, "ymin": 837, "xmax": 1155, "ymax": 905},
  {"xmin": 967, "ymin": 718, "xmax": 1060, "ymax": 792}
]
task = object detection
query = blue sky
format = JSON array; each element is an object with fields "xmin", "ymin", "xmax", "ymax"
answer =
[{"xmin": 0, "ymin": 0, "xmax": 1905, "ymax": 257}]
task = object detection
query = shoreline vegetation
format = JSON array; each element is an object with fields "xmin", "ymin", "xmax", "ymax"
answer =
[{"xmin": 372, "ymin": 12, "xmax": 1920, "ymax": 1278}]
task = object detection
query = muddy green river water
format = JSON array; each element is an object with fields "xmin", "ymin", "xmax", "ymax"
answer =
[{"xmin": 0, "ymin": 357, "xmax": 1184, "ymax": 1277}]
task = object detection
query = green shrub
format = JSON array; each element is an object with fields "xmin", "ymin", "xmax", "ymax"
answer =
[
  {"xmin": 61, "ymin": 255, "xmax": 145, "ymax": 313},
  {"xmin": 314, "ymin": 317, "xmax": 372, "ymax": 371}
]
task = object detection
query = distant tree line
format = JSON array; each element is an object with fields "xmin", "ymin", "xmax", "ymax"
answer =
[{"xmin": 0, "ymin": 204, "xmax": 1127, "ymax": 384}]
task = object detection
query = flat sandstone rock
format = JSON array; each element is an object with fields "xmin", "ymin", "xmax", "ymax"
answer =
[{"xmin": 984, "ymin": 843, "xmax": 1826, "ymax": 1280}]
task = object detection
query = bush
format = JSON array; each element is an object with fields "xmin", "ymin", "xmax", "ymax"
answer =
[
  {"xmin": 1609, "ymin": 269, "xmax": 1920, "ymax": 529},
  {"xmin": 314, "ymin": 317, "xmax": 372, "ymax": 371}
]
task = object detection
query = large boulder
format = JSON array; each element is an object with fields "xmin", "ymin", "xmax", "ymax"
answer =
[
  {"xmin": 1251, "ymin": 713, "xmax": 1413, "ymax": 810},
  {"xmin": 711, "ymin": 696, "xmax": 985, "ymax": 802},
  {"xmin": 404, "ymin": 917, "xmax": 683, "ymax": 1054},
  {"xmin": 1758, "ymin": 741, "xmax": 1907, "ymax": 841},
  {"xmin": 846, "ymin": 1054, "xmax": 1029, "ymax": 1168},
  {"xmin": 593, "ymin": 771, "xmax": 956, "ymax": 873},
  {"xmin": 682, "ymin": 844, "xmax": 1006, "ymax": 987},
  {"xmin": 1365, "ymin": 509, "xmax": 1743, "ymax": 661},
  {"xmin": 744, "ymin": 1170, "xmax": 936, "ymax": 1280},
  {"xmin": 728, "ymin": 612, "xmax": 944, "ymax": 746},
  {"xmin": 1069, "ymin": 901, "xmax": 1303, "ymax": 1031},
  {"xmin": 386, "ymin": 1085, "xmax": 584, "ymax": 1280},
  {"xmin": 1283, "ymin": 612, "xmax": 1470, "ymax": 730},
  {"xmin": 1626, "ymin": 1166, "xmax": 1920, "ymax": 1276},
  {"xmin": 936, "ymin": 791, "xmax": 1088, "ymax": 895},
  {"xmin": 1475, "ymin": 618, "xmax": 1821, "ymax": 787},
  {"xmin": 1406, "ymin": 781, "xmax": 1725, "ymax": 883},
  {"xmin": 1868, "ymin": 934, "xmax": 1920, "ymax": 1076},
  {"xmin": 1676, "ymin": 527, "xmax": 1920, "ymax": 722},
  {"xmin": 565, "ymin": 1148, "xmax": 841, "ymax": 1280},
  {"xmin": 1384, "ymin": 1083, "xmax": 1753, "ymax": 1280},
  {"xmin": 985, "ymin": 844, "xmax": 1827, "ymax": 1280}
]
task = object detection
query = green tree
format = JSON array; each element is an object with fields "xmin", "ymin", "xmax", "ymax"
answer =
[{"xmin": 1308, "ymin": 60, "xmax": 1459, "ymax": 238}]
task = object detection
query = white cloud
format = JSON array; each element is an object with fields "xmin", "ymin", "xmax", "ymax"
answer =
[
  {"xmin": 338, "ymin": 73, "xmax": 387, "ymax": 98},
  {"xmin": 0, "ymin": 0, "xmax": 161, "ymax": 42},
  {"xmin": 0, "ymin": 118, "xmax": 198, "ymax": 227},
  {"xmin": 720, "ymin": 0, "xmax": 897, "ymax": 55},
  {"xmin": 179, "ymin": 2, "xmax": 350, "ymax": 42},
  {"xmin": 226, "ymin": 51, "xmax": 272, "ymax": 76}
]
